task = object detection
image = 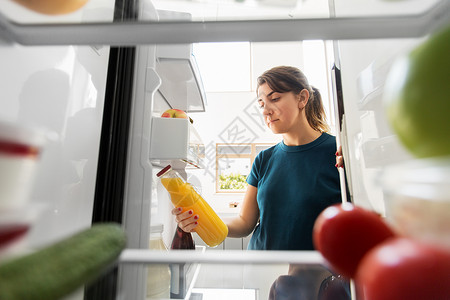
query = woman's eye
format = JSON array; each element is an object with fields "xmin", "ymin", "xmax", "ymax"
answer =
[{"xmin": 271, "ymin": 97, "xmax": 280, "ymax": 102}]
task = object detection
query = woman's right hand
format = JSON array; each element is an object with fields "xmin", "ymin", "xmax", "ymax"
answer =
[{"xmin": 171, "ymin": 207, "xmax": 199, "ymax": 233}]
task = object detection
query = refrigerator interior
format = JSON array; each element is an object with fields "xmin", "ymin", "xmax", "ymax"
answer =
[{"xmin": 0, "ymin": 0, "xmax": 449, "ymax": 299}]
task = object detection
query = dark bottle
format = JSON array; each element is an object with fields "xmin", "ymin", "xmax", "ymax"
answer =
[
  {"xmin": 318, "ymin": 275, "xmax": 351, "ymax": 300},
  {"xmin": 171, "ymin": 225, "xmax": 195, "ymax": 250},
  {"xmin": 170, "ymin": 225, "xmax": 195, "ymax": 299}
]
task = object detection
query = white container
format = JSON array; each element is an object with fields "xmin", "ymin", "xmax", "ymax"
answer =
[
  {"xmin": 147, "ymin": 224, "xmax": 171, "ymax": 299},
  {"xmin": 0, "ymin": 120, "xmax": 46, "ymax": 210},
  {"xmin": 149, "ymin": 117, "xmax": 204, "ymax": 169},
  {"xmin": 380, "ymin": 157, "xmax": 450, "ymax": 248}
]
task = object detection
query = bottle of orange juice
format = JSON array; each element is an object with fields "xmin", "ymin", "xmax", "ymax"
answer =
[{"xmin": 157, "ymin": 165, "xmax": 228, "ymax": 247}]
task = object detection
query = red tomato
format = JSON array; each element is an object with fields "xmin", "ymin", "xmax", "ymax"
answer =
[
  {"xmin": 313, "ymin": 203, "xmax": 395, "ymax": 279},
  {"xmin": 355, "ymin": 238, "xmax": 450, "ymax": 300}
]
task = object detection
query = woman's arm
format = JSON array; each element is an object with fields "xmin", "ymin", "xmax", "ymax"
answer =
[{"xmin": 226, "ymin": 184, "xmax": 260, "ymax": 238}]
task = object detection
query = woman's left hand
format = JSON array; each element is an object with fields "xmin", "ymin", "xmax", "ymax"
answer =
[
  {"xmin": 171, "ymin": 207, "xmax": 199, "ymax": 233},
  {"xmin": 335, "ymin": 146, "xmax": 344, "ymax": 168}
]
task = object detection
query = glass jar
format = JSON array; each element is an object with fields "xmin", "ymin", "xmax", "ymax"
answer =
[
  {"xmin": 380, "ymin": 157, "xmax": 450, "ymax": 248},
  {"xmin": 146, "ymin": 224, "xmax": 171, "ymax": 299}
]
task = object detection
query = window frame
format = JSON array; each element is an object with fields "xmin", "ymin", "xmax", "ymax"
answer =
[{"xmin": 215, "ymin": 142, "xmax": 274, "ymax": 193}]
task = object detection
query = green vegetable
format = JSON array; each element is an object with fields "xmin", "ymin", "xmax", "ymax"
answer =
[
  {"xmin": 0, "ymin": 223, "xmax": 126, "ymax": 300},
  {"xmin": 384, "ymin": 25, "xmax": 450, "ymax": 158}
]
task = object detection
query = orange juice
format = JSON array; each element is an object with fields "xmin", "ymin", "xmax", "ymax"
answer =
[{"xmin": 158, "ymin": 165, "xmax": 228, "ymax": 247}]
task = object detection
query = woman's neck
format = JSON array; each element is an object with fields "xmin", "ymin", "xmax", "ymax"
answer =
[{"xmin": 282, "ymin": 126, "xmax": 322, "ymax": 146}]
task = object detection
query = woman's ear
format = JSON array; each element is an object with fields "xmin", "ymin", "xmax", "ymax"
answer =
[{"xmin": 298, "ymin": 89, "xmax": 309, "ymax": 109}]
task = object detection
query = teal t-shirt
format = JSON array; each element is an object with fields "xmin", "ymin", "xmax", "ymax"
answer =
[{"xmin": 247, "ymin": 132, "xmax": 341, "ymax": 250}]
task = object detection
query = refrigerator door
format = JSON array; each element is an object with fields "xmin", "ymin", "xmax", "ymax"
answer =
[{"xmin": 334, "ymin": 38, "xmax": 420, "ymax": 214}]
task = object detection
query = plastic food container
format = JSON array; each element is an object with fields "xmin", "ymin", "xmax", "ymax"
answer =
[
  {"xmin": 0, "ymin": 204, "xmax": 45, "ymax": 258},
  {"xmin": 380, "ymin": 157, "xmax": 450, "ymax": 248},
  {"xmin": 0, "ymin": 120, "xmax": 46, "ymax": 210}
]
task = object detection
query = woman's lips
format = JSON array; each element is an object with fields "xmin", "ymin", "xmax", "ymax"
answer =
[{"xmin": 267, "ymin": 119, "xmax": 279, "ymax": 126}]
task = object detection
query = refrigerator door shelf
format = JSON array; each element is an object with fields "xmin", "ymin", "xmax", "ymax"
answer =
[
  {"xmin": 150, "ymin": 117, "xmax": 204, "ymax": 170},
  {"xmin": 155, "ymin": 10, "xmax": 206, "ymax": 113},
  {"xmin": 155, "ymin": 42, "xmax": 207, "ymax": 113},
  {"xmin": 356, "ymin": 57, "xmax": 395, "ymax": 111},
  {"xmin": 356, "ymin": 40, "xmax": 419, "ymax": 112},
  {"xmin": 360, "ymin": 135, "xmax": 413, "ymax": 169}
]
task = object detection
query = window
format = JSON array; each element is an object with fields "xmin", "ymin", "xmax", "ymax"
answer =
[
  {"xmin": 193, "ymin": 42, "xmax": 251, "ymax": 92},
  {"xmin": 216, "ymin": 143, "xmax": 273, "ymax": 193}
]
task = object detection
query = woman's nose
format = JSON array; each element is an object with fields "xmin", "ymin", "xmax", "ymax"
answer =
[{"xmin": 262, "ymin": 103, "xmax": 272, "ymax": 115}]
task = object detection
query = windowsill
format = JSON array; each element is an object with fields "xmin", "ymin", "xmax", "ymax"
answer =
[
  {"xmin": 210, "ymin": 200, "xmax": 241, "ymax": 217},
  {"xmin": 217, "ymin": 207, "xmax": 240, "ymax": 218}
]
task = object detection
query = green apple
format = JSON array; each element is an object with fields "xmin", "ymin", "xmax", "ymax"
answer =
[
  {"xmin": 384, "ymin": 25, "xmax": 450, "ymax": 158},
  {"xmin": 161, "ymin": 109, "xmax": 188, "ymax": 119}
]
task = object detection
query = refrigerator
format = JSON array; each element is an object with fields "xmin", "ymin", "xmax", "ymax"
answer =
[{"xmin": 0, "ymin": 0, "xmax": 448, "ymax": 299}]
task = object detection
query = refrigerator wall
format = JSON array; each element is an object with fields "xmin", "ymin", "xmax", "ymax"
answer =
[{"xmin": 119, "ymin": 2, "xmax": 209, "ymax": 299}]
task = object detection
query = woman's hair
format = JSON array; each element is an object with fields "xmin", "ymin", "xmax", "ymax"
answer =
[{"xmin": 256, "ymin": 66, "xmax": 330, "ymax": 133}]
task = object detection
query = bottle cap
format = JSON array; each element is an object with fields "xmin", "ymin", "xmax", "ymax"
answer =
[{"xmin": 156, "ymin": 165, "xmax": 172, "ymax": 177}]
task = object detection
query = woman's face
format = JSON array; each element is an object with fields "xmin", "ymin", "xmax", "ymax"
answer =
[{"xmin": 257, "ymin": 83, "xmax": 304, "ymax": 134}]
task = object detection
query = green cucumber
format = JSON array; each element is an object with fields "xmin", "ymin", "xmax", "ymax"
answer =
[{"xmin": 0, "ymin": 223, "xmax": 126, "ymax": 300}]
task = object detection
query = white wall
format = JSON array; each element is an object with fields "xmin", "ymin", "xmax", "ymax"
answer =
[{"xmin": 188, "ymin": 41, "xmax": 336, "ymax": 216}]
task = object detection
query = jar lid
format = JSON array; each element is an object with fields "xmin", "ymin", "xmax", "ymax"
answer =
[{"xmin": 156, "ymin": 165, "xmax": 172, "ymax": 177}]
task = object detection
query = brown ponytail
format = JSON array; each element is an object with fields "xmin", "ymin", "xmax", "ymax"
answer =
[
  {"xmin": 257, "ymin": 66, "xmax": 330, "ymax": 133},
  {"xmin": 305, "ymin": 86, "xmax": 330, "ymax": 133}
]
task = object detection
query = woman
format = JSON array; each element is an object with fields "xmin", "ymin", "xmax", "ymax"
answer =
[{"xmin": 173, "ymin": 66, "xmax": 343, "ymax": 251}]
